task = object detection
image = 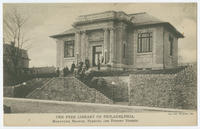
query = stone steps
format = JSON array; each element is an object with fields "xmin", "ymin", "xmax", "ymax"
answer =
[
  {"xmin": 68, "ymin": 77, "xmax": 113, "ymax": 104},
  {"xmin": 26, "ymin": 78, "xmax": 56, "ymax": 98},
  {"xmin": 26, "ymin": 77, "xmax": 113, "ymax": 104}
]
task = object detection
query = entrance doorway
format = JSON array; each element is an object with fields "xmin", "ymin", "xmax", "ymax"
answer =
[{"xmin": 92, "ymin": 45, "xmax": 102, "ymax": 66}]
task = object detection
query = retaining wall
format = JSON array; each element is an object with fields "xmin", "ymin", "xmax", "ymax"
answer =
[
  {"xmin": 102, "ymin": 76, "xmax": 129, "ymax": 102},
  {"xmin": 129, "ymin": 65, "xmax": 197, "ymax": 109},
  {"xmin": 3, "ymin": 78, "xmax": 51, "ymax": 98}
]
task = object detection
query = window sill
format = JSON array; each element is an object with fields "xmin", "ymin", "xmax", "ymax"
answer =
[
  {"xmin": 64, "ymin": 57, "xmax": 75, "ymax": 60},
  {"xmin": 137, "ymin": 52, "xmax": 152, "ymax": 56}
]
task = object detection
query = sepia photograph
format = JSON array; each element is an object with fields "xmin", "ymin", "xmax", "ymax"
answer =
[{"xmin": 2, "ymin": 3, "xmax": 197, "ymax": 126}]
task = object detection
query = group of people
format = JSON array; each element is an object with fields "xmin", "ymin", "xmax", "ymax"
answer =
[
  {"xmin": 56, "ymin": 58, "xmax": 103, "ymax": 77},
  {"xmin": 56, "ymin": 59, "xmax": 91, "ymax": 77},
  {"xmin": 75, "ymin": 59, "xmax": 90, "ymax": 78}
]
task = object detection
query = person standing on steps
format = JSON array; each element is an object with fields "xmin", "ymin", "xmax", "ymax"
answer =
[
  {"xmin": 56, "ymin": 67, "xmax": 60, "ymax": 77},
  {"xmin": 97, "ymin": 57, "xmax": 100, "ymax": 70},
  {"xmin": 70, "ymin": 61, "xmax": 75, "ymax": 73}
]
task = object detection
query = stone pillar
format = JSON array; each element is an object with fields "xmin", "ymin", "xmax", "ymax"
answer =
[
  {"xmin": 85, "ymin": 32, "xmax": 89, "ymax": 59},
  {"xmin": 120, "ymin": 25, "xmax": 127, "ymax": 64},
  {"xmin": 103, "ymin": 28, "xmax": 109, "ymax": 64},
  {"xmin": 60, "ymin": 41, "xmax": 65, "ymax": 70},
  {"xmin": 56, "ymin": 40, "xmax": 61, "ymax": 68},
  {"xmin": 118, "ymin": 27, "xmax": 123, "ymax": 64},
  {"xmin": 75, "ymin": 31, "xmax": 81, "ymax": 64},
  {"xmin": 81, "ymin": 30, "xmax": 86, "ymax": 62},
  {"xmin": 109, "ymin": 28, "xmax": 115, "ymax": 65},
  {"xmin": 133, "ymin": 31, "xmax": 137, "ymax": 67},
  {"xmin": 153, "ymin": 31, "xmax": 156, "ymax": 65}
]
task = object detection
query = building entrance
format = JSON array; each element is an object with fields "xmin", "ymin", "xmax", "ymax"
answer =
[{"xmin": 92, "ymin": 45, "xmax": 102, "ymax": 66}]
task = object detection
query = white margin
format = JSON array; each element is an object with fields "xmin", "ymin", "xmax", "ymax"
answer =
[{"xmin": 0, "ymin": 0, "xmax": 199, "ymax": 129}]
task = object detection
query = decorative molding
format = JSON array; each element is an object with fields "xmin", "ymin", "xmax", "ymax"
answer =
[
  {"xmin": 75, "ymin": 30, "xmax": 81, "ymax": 34},
  {"xmin": 80, "ymin": 30, "xmax": 86, "ymax": 34},
  {"xmin": 108, "ymin": 27, "xmax": 115, "ymax": 31},
  {"xmin": 74, "ymin": 11, "xmax": 132, "ymax": 26},
  {"xmin": 103, "ymin": 28, "xmax": 109, "ymax": 31}
]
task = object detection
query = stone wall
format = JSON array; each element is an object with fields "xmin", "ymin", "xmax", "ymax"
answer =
[
  {"xmin": 174, "ymin": 65, "xmax": 197, "ymax": 109},
  {"xmin": 133, "ymin": 26, "xmax": 164, "ymax": 69},
  {"xmin": 129, "ymin": 65, "xmax": 197, "ymax": 109},
  {"xmin": 101, "ymin": 76, "xmax": 129, "ymax": 102},
  {"xmin": 27, "ymin": 77, "xmax": 113, "ymax": 104},
  {"xmin": 163, "ymin": 28, "xmax": 178, "ymax": 68},
  {"xmin": 3, "ymin": 78, "xmax": 51, "ymax": 98},
  {"xmin": 3, "ymin": 87, "xmax": 14, "ymax": 97}
]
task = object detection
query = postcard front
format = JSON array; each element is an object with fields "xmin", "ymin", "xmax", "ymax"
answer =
[{"xmin": 3, "ymin": 3, "xmax": 197, "ymax": 126}]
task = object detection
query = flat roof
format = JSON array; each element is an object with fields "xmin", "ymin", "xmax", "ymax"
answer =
[{"xmin": 50, "ymin": 11, "xmax": 184, "ymax": 38}]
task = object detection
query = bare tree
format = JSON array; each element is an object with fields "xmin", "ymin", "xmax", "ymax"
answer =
[
  {"xmin": 3, "ymin": 8, "xmax": 30, "ymax": 48},
  {"xmin": 3, "ymin": 8, "xmax": 30, "ymax": 83}
]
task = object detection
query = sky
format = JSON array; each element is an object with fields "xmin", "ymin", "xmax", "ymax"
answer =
[{"xmin": 3, "ymin": 3, "xmax": 197, "ymax": 67}]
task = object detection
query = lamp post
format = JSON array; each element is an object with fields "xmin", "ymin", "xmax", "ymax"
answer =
[
  {"xmin": 76, "ymin": 52, "xmax": 79, "ymax": 66},
  {"xmin": 111, "ymin": 81, "xmax": 115, "ymax": 102},
  {"xmin": 104, "ymin": 49, "xmax": 107, "ymax": 64}
]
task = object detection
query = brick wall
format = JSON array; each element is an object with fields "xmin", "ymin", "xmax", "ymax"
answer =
[{"xmin": 129, "ymin": 65, "xmax": 197, "ymax": 109}]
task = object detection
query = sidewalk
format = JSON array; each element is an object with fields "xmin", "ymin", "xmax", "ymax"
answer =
[{"xmin": 4, "ymin": 97, "xmax": 195, "ymax": 113}]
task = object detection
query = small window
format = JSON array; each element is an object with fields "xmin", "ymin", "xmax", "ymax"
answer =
[
  {"xmin": 137, "ymin": 32, "xmax": 153, "ymax": 53},
  {"xmin": 169, "ymin": 36, "xmax": 173, "ymax": 56},
  {"xmin": 64, "ymin": 40, "xmax": 74, "ymax": 58}
]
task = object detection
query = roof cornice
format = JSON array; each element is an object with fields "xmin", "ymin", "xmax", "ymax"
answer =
[{"xmin": 73, "ymin": 11, "xmax": 132, "ymax": 26}]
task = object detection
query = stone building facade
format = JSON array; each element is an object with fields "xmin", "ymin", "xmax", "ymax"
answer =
[{"xmin": 50, "ymin": 11, "xmax": 184, "ymax": 70}]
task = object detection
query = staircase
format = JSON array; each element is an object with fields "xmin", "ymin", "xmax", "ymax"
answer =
[
  {"xmin": 4, "ymin": 78, "xmax": 52, "ymax": 98},
  {"xmin": 26, "ymin": 77, "xmax": 113, "ymax": 104},
  {"xmin": 26, "ymin": 78, "xmax": 55, "ymax": 98}
]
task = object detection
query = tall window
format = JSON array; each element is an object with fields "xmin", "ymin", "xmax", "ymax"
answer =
[
  {"xmin": 123, "ymin": 43, "xmax": 126, "ymax": 58},
  {"xmin": 169, "ymin": 36, "xmax": 173, "ymax": 56},
  {"xmin": 64, "ymin": 40, "xmax": 74, "ymax": 58},
  {"xmin": 137, "ymin": 32, "xmax": 153, "ymax": 53}
]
